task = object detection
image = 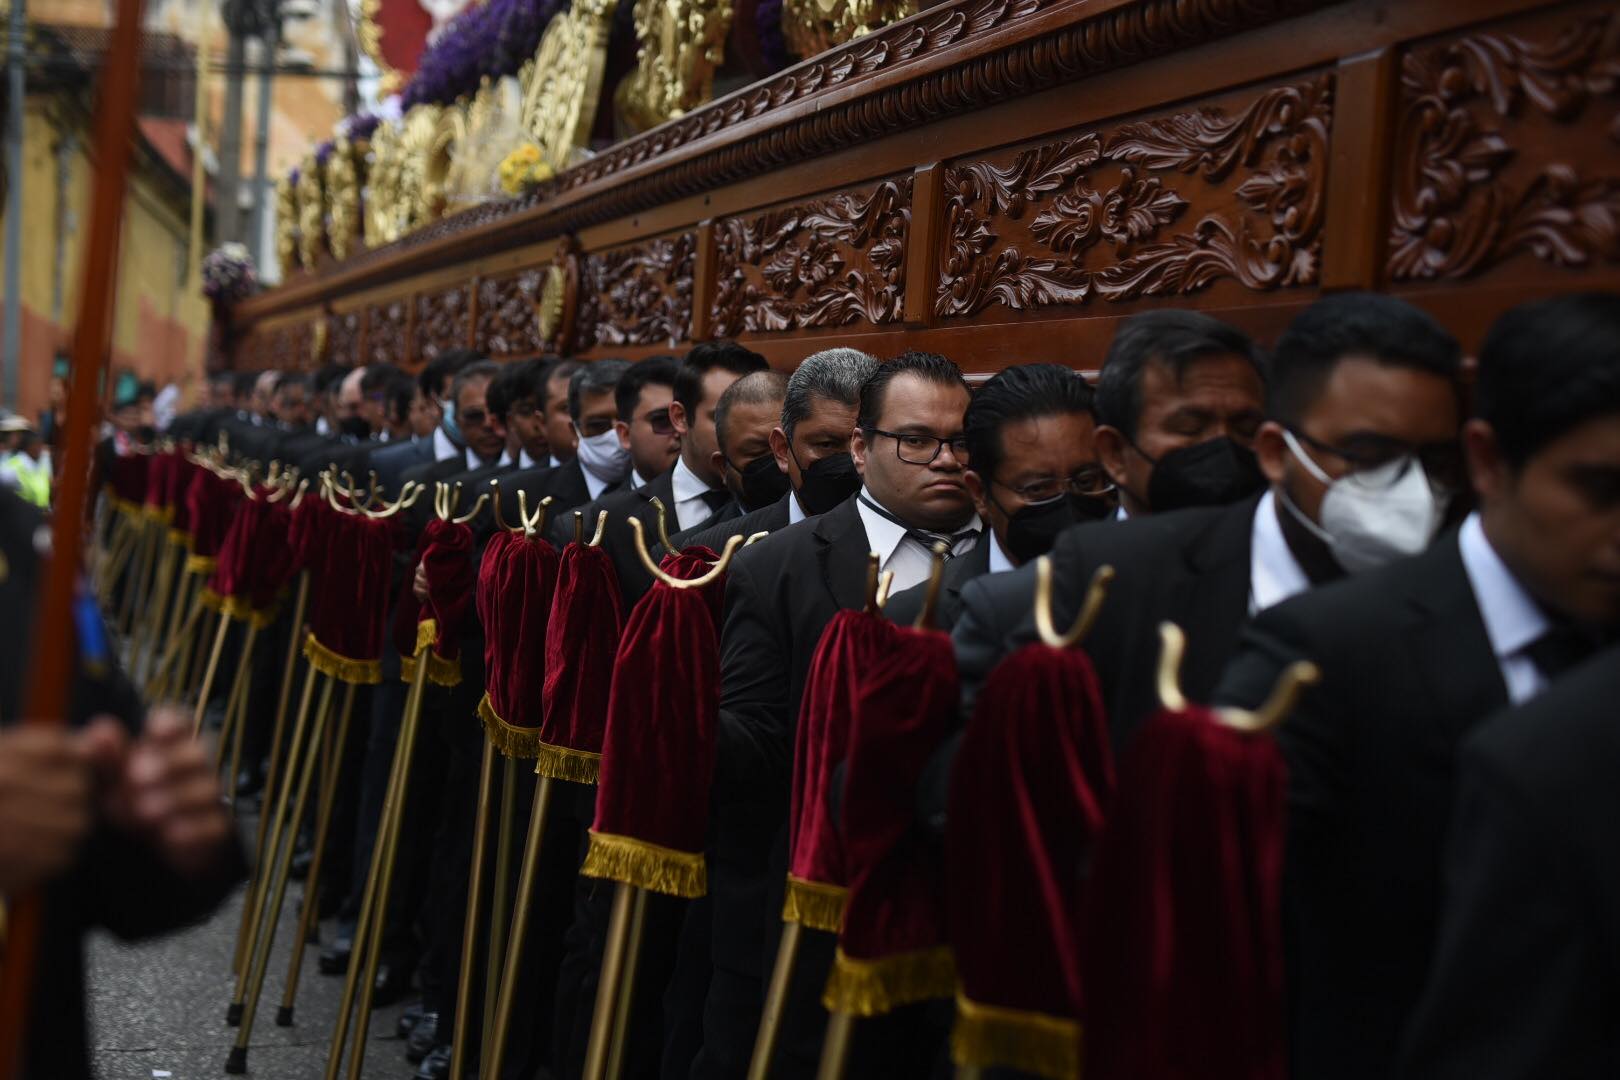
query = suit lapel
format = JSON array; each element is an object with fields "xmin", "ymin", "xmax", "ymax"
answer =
[
  {"xmin": 814, "ymin": 497, "xmax": 870, "ymax": 612},
  {"xmin": 1407, "ymin": 533, "xmax": 1508, "ymax": 740},
  {"xmin": 1181, "ymin": 497, "xmax": 1261, "ymax": 697}
]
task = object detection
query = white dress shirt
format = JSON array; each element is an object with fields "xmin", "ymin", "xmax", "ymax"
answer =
[
  {"xmin": 550, "ymin": 454, "xmax": 567, "ymax": 469},
  {"xmin": 1458, "ymin": 512, "xmax": 1551, "ymax": 705},
  {"xmin": 671, "ymin": 456, "xmax": 720, "ymax": 532},
  {"xmin": 854, "ymin": 487, "xmax": 982, "ymax": 594},
  {"xmin": 788, "ymin": 492, "xmax": 807, "ymax": 526},
  {"xmin": 432, "ymin": 426, "xmax": 461, "ymax": 464},
  {"xmin": 583, "ymin": 466, "xmax": 611, "ymax": 502},
  {"xmin": 630, "ymin": 469, "xmax": 649, "ymax": 491},
  {"xmin": 1248, "ymin": 490, "xmax": 1312, "ymax": 615},
  {"xmin": 987, "ymin": 529, "xmax": 1015, "ymax": 575},
  {"xmin": 517, "ymin": 449, "xmax": 540, "ymax": 471}
]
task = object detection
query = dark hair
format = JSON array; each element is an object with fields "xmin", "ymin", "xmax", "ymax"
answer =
[
  {"xmin": 386, "ymin": 373, "xmax": 414, "ymax": 425},
  {"xmin": 569, "ymin": 359, "xmax": 631, "ymax": 421},
  {"xmin": 856, "ymin": 351, "xmax": 969, "ymax": 433},
  {"xmin": 1477, "ymin": 292, "xmax": 1620, "ymax": 467},
  {"xmin": 615, "ymin": 355, "xmax": 680, "ymax": 421},
  {"xmin": 964, "ymin": 364, "xmax": 1097, "ymax": 481},
  {"xmin": 782, "ymin": 348, "xmax": 877, "ymax": 440},
  {"xmin": 274, "ymin": 372, "xmax": 311, "ymax": 395},
  {"xmin": 1094, "ymin": 311, "xmax": 1260, "ymax": 438},
  {"xmin": 420, "ymin": 348, "xmax": 479, "ymax": 399},
  {"xmin": 209, "ymin": 369, "xmax": 237, "ymax": 388},
  {"xmin": 1269, "ymin": 293, "xmax": 1461, "ymax": 427},
  {"xmin": 715, "ymin": 370, "xmax": 789, "ymax": 452},
  {"xmin": 488, "ymin": 359, "xmax": 547, "ymax": 420},
  {"xmin": 450, "ymin": 360, "xmax": 501, "ymax": 407},
  {"xmin": 546, "ymin": 359, "xmax": 583, "ymax": 409},
  {"xmin": 312, "ymin": 362, "xmax": 347, "ymax": 395},
  {"xmin": 674, "ymin": 340, "xmax": 768, "ymax": 417},
  {"xmin": 233, "ymin": 371, "xmax": 258, "ymax": 399},
  {"xmin": 360, "ymin": 362, "xmax": 402, "ymax": 395}
]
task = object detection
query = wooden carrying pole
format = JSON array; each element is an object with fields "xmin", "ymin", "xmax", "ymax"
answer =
[{"xmin": 0, "ymin": 0, "xmax": 149, "ymax": 1066}]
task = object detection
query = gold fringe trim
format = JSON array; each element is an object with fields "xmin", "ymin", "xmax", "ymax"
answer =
[
  {"xmin": 477, "ymin": 693, "xmax": 543, "ymax": 758},
  {"xmin": 184, "ymin": 554, "xmax": 218, "ymax": 576},
  {"xmin": 106, "ymin": 494, "xmax": 141, "ymax": 517},
  {"xmin": 823, "ymin": 946, "xmax": 956, "ymax": 1017},
  {"xmin": 782, "ymin": 876, "xmax": 847, "ymax": 933},
  {"xmin": 142, "ymin": 505, "xmax": 174, "ymax": 524},
  {"xmin": 580, "ymin": 830, "xmax": 706, "ymax": 899},
  {"xmin": 534, "ymin": 742, "xmax": 601, "ymax": 785},
  {"xmin": 199, "ymin": 587, "xmax": 224, "ymax": 612},
  {"xmin": 166, "ymin": 528, "xmax": 193, "ymax": 549},
  {"xmin": 303, "ymin": 633, "xmax": 383, "ymax": 685},
  {"xmin": 402, "ymin": 651, "xmax": 462, "ymax": 688},
  {"xmin": 415, "ymin": 618, "xmax": 439, "ymax": 655},
  {"xmin": 951, "ymin": 993, "xmax": 1082, "ymax": 1080}
]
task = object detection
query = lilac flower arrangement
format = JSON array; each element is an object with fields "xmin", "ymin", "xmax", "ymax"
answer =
[
  {"xmin": 314, "ymin": 139, "xmax": 335, "ymax": 166},
  {"xmin": 201, "ymin": 243, "xmax": 259, "ymax": 302},
  {"xmin": 754, "ymin": 0, "xmax": 791, "ymax": 76},
  {"xmin": 402, "ymin": 0, "xmax": 563, "ymax": 108},
  {"xmin": 341, "ymin": 112, "xmax": 382, "ymax": 141}
]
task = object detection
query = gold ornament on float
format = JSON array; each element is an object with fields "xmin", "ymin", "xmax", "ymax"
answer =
[
  {"xmin": 536, "ymin": 263, "xmax": 566, "ymax": 345},
  {"xmin": 325, "ymin": 135, "xmax": 364, "ymax": 262},
  {"xmin": 782, "ymin": 0, "xmax": 917, "ymax": 61},
  {"xmin": 521, "ymin": 0, "xmax": 615, "ymax": 172},
  {"xmin": 615, "ymin": 0, "xmax": 734, "ymax": 135},
  {"xmin": 274, "ymin": 174, "xmax": 299, "ymax": 272},
  {"xmin": 296, "ymin": 153, "xmax": 326, "ymax": 270}
]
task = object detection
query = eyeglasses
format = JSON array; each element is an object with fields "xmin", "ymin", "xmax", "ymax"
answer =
[
  {"xmin": 1288, "ymin": 427, "xmax": 1464, "ymax": 492},
  {"xmin": 507, "ymin": 400, "xmax": 541, "ymax": 419},
  {"xmin": 460, "ymin": 408, "xmax": 489, "ymax": 428},
  {"xmin": 995, "ymin": 467, "xmax": 1114, "ymax": 503},
  {"xmin": 869, "ymin": 428, "xmax": 969, "ymax": 465},
  {"xmin": 639, "ymin": 409, "xmax": 675, "ymax": 436},
  {"xmin": 578, "ymin": 417, "xmax": 615, "ymax": 438}
]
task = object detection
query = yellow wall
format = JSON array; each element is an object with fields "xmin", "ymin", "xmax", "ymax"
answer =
[{"xmin": 0, "ymin": 95, "xmax": 211, "ymax": 420}]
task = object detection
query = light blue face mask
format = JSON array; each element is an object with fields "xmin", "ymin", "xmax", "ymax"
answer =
[{"xmin": 439, "ymin": 397, "xmax": 463, "ymax": 447}]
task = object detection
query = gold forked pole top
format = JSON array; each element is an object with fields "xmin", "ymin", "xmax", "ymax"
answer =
[
  {"xmin": 647, "ymin": 496, "xmax": 675, "ymax": 552},
  {"xmin": 1155, "ymin": 621, "xmax": 1320, "ymax": 733},
  {"xmin": 588, "ymin": 510, "xmax": 608, "ymax": 547},
  {"xmin": 515, "ymin": 490, "xmax": 553, "ymax": 537},
  {"xmin": 861, "ymin": 552, "xmax": 894, "ymax": 615},
  {"xmin": 627, "ymin": 515, "xmax": 744, "ymax": 590},
  {"xmin": 913, "ymin": 541, "xmax": 950, "ymax": 631},
  {"xmin": 287, "ymin": 478, "xmax": 310, "ymax": 510},
  {"xmin": 1034, "ymin": 560, "xmax": 1115, "ymax": 649}
]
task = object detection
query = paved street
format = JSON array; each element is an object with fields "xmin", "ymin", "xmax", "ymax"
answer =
[{"xmin": 85, "ymin": 815, "xmax": 416, "ymax": 1080}]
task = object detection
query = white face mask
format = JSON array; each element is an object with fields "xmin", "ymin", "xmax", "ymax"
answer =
[
  {"xmin": 1281, "ymin": 429, "xmax": 1445, "ymax": 573},
  {"xmin": 575, "ymin": 425, "xmax": 632, "ymax": 484}
]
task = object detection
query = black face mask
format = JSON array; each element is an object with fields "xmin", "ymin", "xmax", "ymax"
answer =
[
  {"xmin": 1143, "ymin": 436, "xmax": 1264, "ymax": 513},
  {"xmin": 337, "ymin": 416, "xmax": 372, "ymax": 441},
  {"xmin": 735, "ymin": 453, "xmax": 791, "ymax": 513},
  {"xmin": 1002, "ymin": 492, "xmax": 1114, "ymax": 564},
  {"xmin": 795, "ymin": 452, "xmax": 862, "ymax": 516},
  {"xmin": 133, "ymin": 424, "xmax": 157, "ymax": 443}
]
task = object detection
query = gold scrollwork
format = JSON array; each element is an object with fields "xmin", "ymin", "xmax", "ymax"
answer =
[
  {"xmin": 536, "ymin": 263, "xmax": 566, "ymax": 345},
  {"xmin": 615, "ymin": 0, "xmax": 734, "ymax": 135},
  {"xmin": 782, "ymin": 0, "xmax": 918, "ymax": 60},
  {"xmin": 521, "ymin": 0, "xmax": 615, "ymax": 172},
  {"xmin": 296, "ymin": 152, "xmax": 326, "ymax": 270},
  {"xmin": 325, "ymin": 134, "xmax": 364, "ymax": 262},
  {"xmin": 274, "ymin": 173, "xmax": 299, "ymax": 271},
  {"xmin": 400, "ymin": 103, "xmax": 453, "ymax": 233}
]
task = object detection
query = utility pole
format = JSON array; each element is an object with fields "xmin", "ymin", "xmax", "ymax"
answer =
[
  {"xmin": 247, "ymin": 11, "xmax": 276, "ymax": 267},
  {"xmin": 187, "ymin": 0, "xmax": 211, "ymax": 288},
  {"xmin": 217, "ymin": 0, "xmax": 254, "ymax": 245},
  {"xmin": 3, "ymin": 0, "xmax": 27, "ymax": 409}
]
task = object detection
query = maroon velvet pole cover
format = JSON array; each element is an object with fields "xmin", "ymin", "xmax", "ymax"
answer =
[
  {"xmin": 785, "ymin": 608, "xmax": 903, "ymax": 933},
  {"xmin": 166, "ymin": 453, "xmax": 196, "ymax": 542},
  {"xmin": 536, "ymin": 540, "xmax": 624, "ymax": 785},
  {"xmin": 302, "ymin": 511, "xmax": 398, "ymax": 684},
  {"xmin": 824, "ymin": 626, "xmax": 959, "ymax": 1016},
  {"xmin": 946, "ymin": 643, "xmax": 1113, "ymax": 1080},
  {"xmin": 476, "ymin": 532, "xmax": 560, "ymax": 757},
  {"xmin": 1080, "ymin": 706, "xmax": 1287, "ymax": 1080},
  {"xmin": 579, "ymin": 548, "xmax": 722, "ymax": 898},
  {"xmin": 476, "ymin": 530, "xmax": 518, "ymax": 714}
]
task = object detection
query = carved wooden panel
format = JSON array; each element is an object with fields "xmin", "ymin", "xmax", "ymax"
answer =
[
  {"xmin": 1388, "ymin": 5, "xmax": 1620, "ymax": 283},
  {"xmin": 327, "ymin": 309, "xmax": 363, "ymax": 367},
  {"xmin": 367, "ymin": 299, "xmax": 410, "ymax": 365},
  {"xmin": 710, "ymin": 176, "xmax": 913, "ymax": 338},
  {"xmin": 413, "ymin": 284, "xmax": 473, "ymax": 362},
  {"xmin": 936, "ymin": 74, "xmax": 1333, "ymax": 319},
  {"xmin": 575, "ymin": 233, "xmax": 695, "ymax": 349},
  {"xmin": 286, "ymin": 321, "xmax": 315, "ymax": 369},
  {"xmin": 476, "ymin": 269, "xmax": 549, "ymax": 358}
]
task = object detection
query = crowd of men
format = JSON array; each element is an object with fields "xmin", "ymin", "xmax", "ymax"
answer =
[{"xmin": 3, "ymin": 288, "xmax": 1617, "ymax": 1080}]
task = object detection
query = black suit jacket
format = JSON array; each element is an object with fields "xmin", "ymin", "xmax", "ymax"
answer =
[
  {"xmin": 663, "ymin": 493, "xmax": 787, "ymax": 558},
  {"xmin": 1397, "ymin": 646, "xmax": 1620, "ymax": 1080},
  {"xmin": 953, "ymin": 497, "xmax": 1256, "ymax": 747},
  {"xmin": 544, "ymin": 466, "xmax": 726, "ymax": 612},
  {"xmin": 370, "ymin": 435, "xmax": 437, "ymax": 496},
  {"xmin": 488, "ymin": 458, "xmax": 596, "ymax": 542},
  {"xmin": 1214, "ymin": 532, "xmax": 1508, "ymax": 1080},
  {"xmin": 882, "ymin": 531, "xmax": 993, "ymax": 630}
]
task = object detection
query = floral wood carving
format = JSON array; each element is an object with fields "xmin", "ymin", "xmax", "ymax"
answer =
[
  {"xmin": 937, "ymin": 74, "xmax": 1332, "ymax": 317},
  {"xmin": 367, "ymin": 299, "xmax": 410, "ymax": 365},
  {"xmin": 1389, "ymin": 10, "xmax": 1620, "ymax": 282},
  {"xmin": 413, "ymin": 284, "xmax": 473, "ymax": 361},
  {"xmin": 327, "ymin": 309, "xmax": 362, "ymax": 367},
  {"xmin": 575, "ymin": 234, "xmax": 696, "ymax": 348},
  {"xmin": 477, "ymin": 269, "xmax": 549, "ymax": 358},
  {"xmin": 711, "ymin": 177, "xmax": 913, "ymax": 337}
]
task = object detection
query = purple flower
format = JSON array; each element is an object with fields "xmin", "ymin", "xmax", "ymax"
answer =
[
  {"xmin": 314, "ymin": 139, "xmax": 334, "ymax": 166},
  {"xmin": 754, "ymin": 0, "xmax": 790, "ymax": 75}
]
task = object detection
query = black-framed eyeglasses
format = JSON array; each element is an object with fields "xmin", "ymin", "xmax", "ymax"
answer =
[
  {"xmin": 993, "ymin": 467, "xmax": 1113, "ymax": 503},
  {"xmin": 577, "ymin": 417, "xmax": 615, "ymax": 438},
  {"xmin": 869, "ymin": 428, "xmax": 969, "ymax": 465},
  {"xmin": 460, "ymin": 407, "xmax": 489, "ymax": 428},
  {"xmin": 1288, "ymin": 426, "xmax": 1464, "ymax": 491},
  {"xmin": 638, "ymin": 408, "xmax": 675, "ymax": 436}
]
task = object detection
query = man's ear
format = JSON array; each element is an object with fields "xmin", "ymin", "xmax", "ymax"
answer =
[
  {"xmin": 710, "ymin": 448, "xmax": 728, "ymax": 479},
  {"xmin": 1095, "ymin": 425, "xmax": 1130, "ymax": 488},
  {"xmin": 1254, "ymin": 420, "xmax": 1288, "ymax": 487},
  {"xmin": 669, "ymin": 400, "xmax": 690, "ymax": 437},
  {"xmin": 614, "ymin": 419, "xmax": 631, "ymax": 452},
  {"xmin": 1463, "ymin": 418, "xmax": 1505, "ymax": 504},
  {"xmin": 963, "ymin": 469, "xmax": 992, "ymax": 519},
  {"xmin": 851, "ymin": 428, "xmax": 869, "ymax": 475},
  {"xmin": 769, "ymin": 427, "xmax": 791, "ymax": 476}
]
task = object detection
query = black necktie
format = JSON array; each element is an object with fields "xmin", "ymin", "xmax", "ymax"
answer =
[
  {"xmin": 1524, "ymin": 624, "xmax": 1599, "ymax": 681},
  {"xmin": 859, "ymin": 494, "xmax": 977, "ymax": 560},
  {"xmin": 700, "ymin": 488, "xmax": 732, "ymax": 515}
]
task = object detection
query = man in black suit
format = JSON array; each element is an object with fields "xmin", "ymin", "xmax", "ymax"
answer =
[
  {"xmin": 665, "ymin": 369, "xmax": 788, "ymax": 550},
  {"xmin": 370, "ymin": 349, "xmax": 478, "ymax": 495},
  {"xmin": 547, "ymin": 343, "xmax": 769, "ymax": 609},
  {"xmin": 949, "ymin": 308, "xmax": 1271, "ymax": 723},
  {"xmin": 1397, "ymin": 647, "xmax": 1620, "ymax": 1080},
  {"xmin": 1215, "ymin": 292, "xmax": 1620, "ymax": 1080},
  {"xmin": 886, "ymin": 363, "xmax": 1107, "ymax": 628},
  {"xmin": 693, "ymin": 350, "xmax": 982, "ymax": 1079}
]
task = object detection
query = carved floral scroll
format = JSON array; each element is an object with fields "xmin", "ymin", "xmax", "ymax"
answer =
[
  {"xmin": 575, "ymin": 234, "xmax": 696, "ymax": 348},
  {"xmin": 367, "ymin": 299, "xmax": 410, "ymax": 365},
  {"xmin": 1388, "ymin": 8, "xmax": 1620, "ymax": 282},
  {"xmin": 711, "ymin": 177, "xmax": 913, "ymax": 337},
  {"xmin": 413, "ymin": 284, "xmax": 473, "ymax": 361},
  {"xmin": 477, "ymin": 269, "xmax": 550, "ymax": 358},
  {"xmin": 936, "ymin": 74, "xmax": 1333, "ymax": 318}
]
